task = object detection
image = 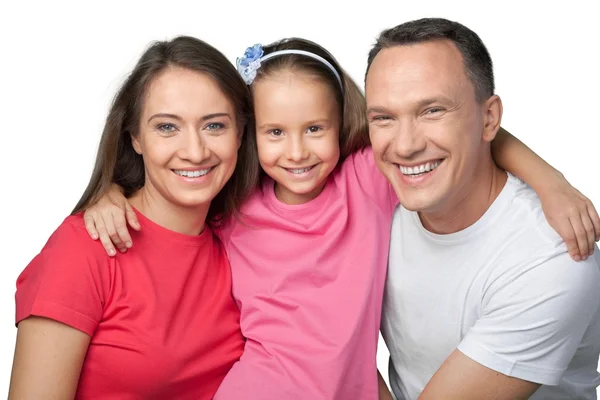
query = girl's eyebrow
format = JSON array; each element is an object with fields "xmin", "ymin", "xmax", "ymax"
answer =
[
  {"xmin": 257, "ymin": 122, "xmax": 281, "ymax": 130},
  {"xmin": 258, "ymin": 118, "xmax": 331, "ymax": 130},
  {"xmin": 304, "ymin": 119, "xmax": 330, "ymax": 126}
]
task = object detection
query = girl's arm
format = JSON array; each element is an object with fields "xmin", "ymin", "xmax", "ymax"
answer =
[
  {"xmin": 492, "ymin": 127, "xmax": 600, "ymax": 260},
  {"xmin": 9, "ymin": 317, "xmax": 90, "ymax": 399}
]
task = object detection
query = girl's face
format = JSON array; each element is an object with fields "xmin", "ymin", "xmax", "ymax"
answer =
[
  {"xmin": 132, "ymin": 67, "xmax": 240, "ymax": 212},
  {"xmin": 253, "ymin": 69, "xmax": 341, "ymax": 205}
]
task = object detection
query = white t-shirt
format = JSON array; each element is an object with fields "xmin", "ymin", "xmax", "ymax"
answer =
[{"xmin": 381, "ymin": 173, "xmax": 600, "ymax": 400}]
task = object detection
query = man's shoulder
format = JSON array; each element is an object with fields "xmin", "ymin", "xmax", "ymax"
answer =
[
  {"xmin": 487, "ymin": 242, "xmax": 600, "ymax": 309},
  {"xmin": 477, "ymin": 174, "xmax": 599, "ymax": 294},
  {"xmin": 499, "ymin": 174, "xmax": 565, "ymax": 250}
]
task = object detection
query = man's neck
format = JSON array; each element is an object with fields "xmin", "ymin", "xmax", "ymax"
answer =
[{"xmin": 419, "ymin": 157, "xmax": 507, "ymax": 235}]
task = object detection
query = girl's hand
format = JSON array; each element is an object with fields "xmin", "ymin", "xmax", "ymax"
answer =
[
  {"xmin": 83, "ymin": 185, "xmax": 139, "ymax": 256},
  {"xmin": 539, "ymin": 177, "xmax": 600, "ymax": 261}
]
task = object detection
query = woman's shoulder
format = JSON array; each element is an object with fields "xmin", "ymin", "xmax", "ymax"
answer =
[
  {"xmin": 51, "ymin": 214, "xmax": 106, "ymax": 248},
  {"xmin": 15, "ymin": 213, "xmax": 111, "ymax": 335},
  {"xmin": 34, "ymin": 214, "xmax": 112, "ymax": 266}
]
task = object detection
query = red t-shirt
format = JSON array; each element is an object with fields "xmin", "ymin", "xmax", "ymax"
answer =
[{"xmin": 15, "ymin": 211, "xmax": 244, "ymax": 399}]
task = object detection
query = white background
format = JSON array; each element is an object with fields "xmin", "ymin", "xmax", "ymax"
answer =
[{"xmin": 1, "ymin": 0, "xmax": 598, "ymax": 396}]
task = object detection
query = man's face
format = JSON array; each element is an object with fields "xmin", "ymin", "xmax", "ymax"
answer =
[{"xmin": 366, "ymin": 39, "xmax": 497, "ymax": 214}]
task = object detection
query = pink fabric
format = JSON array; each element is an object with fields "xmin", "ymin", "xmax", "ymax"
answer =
[{"xmin": 214, "ymin": 147, "xmax": 398, "ymax": 399}]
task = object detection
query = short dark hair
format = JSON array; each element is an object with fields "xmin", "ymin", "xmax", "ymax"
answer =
[{"xmin": 367, "ymin": 18, "xmax": 494, "ymax": 101}]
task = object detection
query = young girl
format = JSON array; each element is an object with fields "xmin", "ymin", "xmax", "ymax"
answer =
[
  {"xmin": 9, "ymin": 36, "xmax": 253, "ymax": 399},
  {"xmin": 83, "ymin": 38, "xmax": 600, "ymax": 399}
]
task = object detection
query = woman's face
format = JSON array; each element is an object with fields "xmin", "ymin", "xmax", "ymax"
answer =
[{"xmin": 132, "ymin": 67, "xmax": 240, "ymax": 210}]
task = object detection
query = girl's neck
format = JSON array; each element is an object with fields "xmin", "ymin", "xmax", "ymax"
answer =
[{"xmin": 274, "ymin": 180, "xmax": 328, "ymax": 205}]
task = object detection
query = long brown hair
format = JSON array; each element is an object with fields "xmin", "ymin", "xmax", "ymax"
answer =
[
  {"xmin": 72, "ymin": 36, "xmax": 256, "ymax": 227},
  {"xmin": 244, "ymin": 37, "xmax": 370, "ymax": 179}
]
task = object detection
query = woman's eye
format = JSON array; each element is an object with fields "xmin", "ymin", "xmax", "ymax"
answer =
[
  {"xmin": 206, "ymin": 122, "xmax": 225, "ymax": 131},
  {"xmin": 157, "ymin": 123, "xmax": 177, "ymax": 133}
]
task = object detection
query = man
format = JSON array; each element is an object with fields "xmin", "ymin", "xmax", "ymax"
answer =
[{"xmin": 366, "ymin": 18, "xmax": 600, "ymax": 399}]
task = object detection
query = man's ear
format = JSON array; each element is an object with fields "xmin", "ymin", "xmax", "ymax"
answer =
[{"xmin": 482, "ymin": 95, "xmax": 503, "ymax": 142}]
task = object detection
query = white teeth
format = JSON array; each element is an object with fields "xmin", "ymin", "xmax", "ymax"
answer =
[
  {"xmin": 288, "ymin": 166, "xmax": 312, "ymax": 174},
  {"xmin": 399, "ymin": 161, "xmax": 441, "ymax": 176},
  {"xmin": 174, "ymin": 168, "xmax": 212, "ymax": 178}
]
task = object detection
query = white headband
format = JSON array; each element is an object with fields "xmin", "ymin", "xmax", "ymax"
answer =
[{"xmin": 236, "ymin": 44, "xmax": 344, "ymax": 91}]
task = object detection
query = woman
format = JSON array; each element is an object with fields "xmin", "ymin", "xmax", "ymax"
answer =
[{"xmin": 9, "ymin": 36, "xmax": 253, "ymax": 399}]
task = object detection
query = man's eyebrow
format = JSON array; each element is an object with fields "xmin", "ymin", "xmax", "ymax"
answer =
[
  {"xmin": 414, "ymin": 96, "xmax": 454, "ymax": 108},
  {"xmin": 366, "ymin": 106, "xmax": 391, "ymax": 114}
]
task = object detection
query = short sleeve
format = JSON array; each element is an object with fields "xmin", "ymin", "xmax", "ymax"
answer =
[
  {"xmin": 457, "ymin": 252, "xmax": 600, "ymax": 385},
  {"xmin": 345, "ymin": 147, "xmax": 398, "ymax": 214},
  {"xmin": 15, "ymin": 216, "xmax": 111, "ymax": 336}
]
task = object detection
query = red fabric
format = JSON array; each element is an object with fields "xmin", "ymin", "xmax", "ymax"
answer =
[{"xmin": 16, "ymin": 212, "xmax": 244, "ymax": 399}]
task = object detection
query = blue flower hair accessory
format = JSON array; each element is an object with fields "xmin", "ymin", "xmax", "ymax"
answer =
[
  {"xmin": 236, "ymin": 44, "xmax": 344, "ymax": 91},
  {"xmin": 236, "ymin": 44, "xmax": 264, "ymax": 85}
]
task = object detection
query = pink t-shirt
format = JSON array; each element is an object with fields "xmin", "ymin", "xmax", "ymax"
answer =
[{"xmin": 214, "ymin": 147, "xmax": 398, "ymax": 399}]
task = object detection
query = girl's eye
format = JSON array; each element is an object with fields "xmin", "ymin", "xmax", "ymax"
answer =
[
  {"xmin": 206, "ymin": 122, "xmax": 225, "ymax": 131},
  {"xmin": 371, "ymin": 115, "xmax": 392, "ymax": 122},
  {"xmin": 269, "ymin": 129, "xmax": 283, "ymax": 137},
  {"xmin": 307, "ymin": 126, "xmax": 322, "ymax": 133},
  {"xmin": 157, "ymin": 123, "xmax": 177, "ymax": 133}
]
